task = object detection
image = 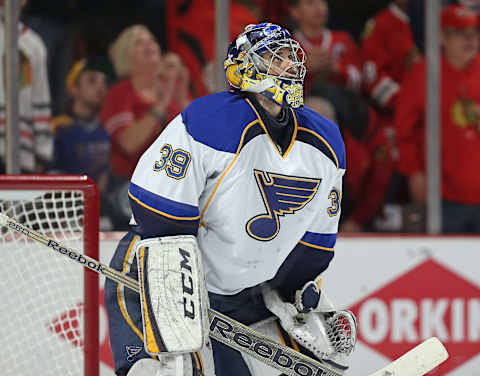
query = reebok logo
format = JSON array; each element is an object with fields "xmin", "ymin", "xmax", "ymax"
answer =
[
  {"xmin": 47, "ymin": 240, "xmax": 106, "ymax": 274},
  {"xmin": 209, "ymin": 313, "xmax": 336, "ymax": 376}
]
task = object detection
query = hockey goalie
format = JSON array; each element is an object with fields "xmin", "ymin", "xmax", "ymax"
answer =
[{"xmin": 104, "ymin": 21, "xmax": 357, "ymax": 376}]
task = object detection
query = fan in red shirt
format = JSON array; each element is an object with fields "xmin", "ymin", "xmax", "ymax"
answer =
[
  {"xmin": 361, "ymin": 0, "xmax": 421, "ymax": 111},
  {"xmin": 395, "ymin": 4, "xmax": 480, "ymax": 233},
  {"xmin": 288, "ymin": 0, "xmax": 362, "ymax": 94},
  {"xmin": 344, "ymin": 109, "xmax": 397, "ymax": 232},
  {"xmin": 166, "ymin": 0, "xmax": 258, "ymax": 98},
  {"xmin": 304, "ymin": 96, "xmax": 395, "ymax": 232},
  {"xmin": 351, "ymin": 0, "xmax": 422, "ymax": 231},
  {"xmin": 101, "ymin": 25, "xmax": 191, "ymax": 180},
  {"xmin": 100, "ymin": 25, "xmax": 191, "ymax": 229}
]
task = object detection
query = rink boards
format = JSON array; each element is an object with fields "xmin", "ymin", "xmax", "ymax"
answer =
[{"xmin": 95, "ymin": 234, "xmax": 480, "ymax": 376}]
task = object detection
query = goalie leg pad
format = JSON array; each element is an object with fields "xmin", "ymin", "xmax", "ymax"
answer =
[
  {"xmin": 126, "ymin": 355, "xmax": 196, "ymax": 376},
  {"xmin": 127, "ymin": 358, "xmax": 160, "ymax": 376},
  {"xmin": 125, "ymin": 342, "xmax": 215, "ymax": 375},
  {"xmin": 134, "ymin": 235, "xmax": 208, "ymax": 355}
]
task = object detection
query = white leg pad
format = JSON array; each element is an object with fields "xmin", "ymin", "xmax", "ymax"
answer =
[
  {"xmin": 134, "ymin": 236, "xmax": 207, "ymax": 355},
  {"xmin": 126, "ymin": 354, "xmax": 196, "ymax": 376},
  {"xmin": 127, "ymin": 358, "xmax": 160, "ymax": 376},
  {"xmin": 198, "ymin": 338, "xmax": 217, "ymax": 376}
]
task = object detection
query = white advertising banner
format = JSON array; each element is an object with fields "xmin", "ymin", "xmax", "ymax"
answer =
[
  {"xmin": 324, "ymin": 237, "xmax": 480, "ymax": 376},
  {"xmin": 98, "ymin": 235, "xmax": 480, "ymax": 376}
]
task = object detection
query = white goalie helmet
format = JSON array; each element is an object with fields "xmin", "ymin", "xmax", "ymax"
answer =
[{"xmin": 224, "ymin": 22, "xmax": 306, "ymax": 108}]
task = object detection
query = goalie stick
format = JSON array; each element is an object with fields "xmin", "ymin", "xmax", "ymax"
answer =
[{"xmin": 0, "ymin": 213, "xmax": 448, "ymax": 376}]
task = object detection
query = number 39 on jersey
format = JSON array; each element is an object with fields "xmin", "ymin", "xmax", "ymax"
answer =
[{"xmin": 153, "ymin": 143, "xmax": 192, "ymax": 180}]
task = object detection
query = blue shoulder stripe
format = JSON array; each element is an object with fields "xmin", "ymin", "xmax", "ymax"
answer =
[
  {"xmin": 128, "ymin": 182, "xmax": 199, "ymax": 220},
  {"xmin": 299, "ymin": 232, "xmax": 337, "ymax": 251},
  {"xmin": 296, "ymin": 128, "xmax": 339, "ymax": 169},
  {"xmin": 180, "ymin": 91, "xmax": 259, "ymax": 153},
  {"xmin": 129, "ymin": 199, "xmax": 199, "ymax": 238},
  {"xmin": 294, "ymin": 106, "xmax": 346, "ymax": 170}
]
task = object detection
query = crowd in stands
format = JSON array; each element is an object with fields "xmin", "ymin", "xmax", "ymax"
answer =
[{"xmin": 1, "ymin": 0, "xmax": 479, "ymax": 233}]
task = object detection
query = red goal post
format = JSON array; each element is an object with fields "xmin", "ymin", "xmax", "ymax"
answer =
[{"xmin": 0, "ymin": 175, "xmax": 99, "ymax": 376}]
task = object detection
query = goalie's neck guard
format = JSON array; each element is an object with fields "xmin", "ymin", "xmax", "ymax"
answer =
[{"xmin": 224, "ymin": 23, "xmax": 306, "ymax": 109}]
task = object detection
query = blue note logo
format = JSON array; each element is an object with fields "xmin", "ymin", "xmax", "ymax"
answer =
[{"xmin": 246, "ymin": 170, "xmax": 321, "ymax": 241}]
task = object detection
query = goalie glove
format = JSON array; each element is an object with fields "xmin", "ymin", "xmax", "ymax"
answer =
[{"xmin": 262, "ymin": 284, "xmax": 357, "ymax": 374}]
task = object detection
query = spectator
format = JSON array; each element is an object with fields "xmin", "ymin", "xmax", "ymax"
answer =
[
  {"xmin": 166, "ymin": 0, "xmax": 258, "ymax": 97},
  {"xmin": 21, "ymin": 0, "xmax": 76, "ymax": 116},
  {"xmin": 458, "ymin": 0, "xmax": 480, "ymax": 13},
  {"xmin": 100, "ymin": 24, "xmax": 191, "ymax": 229},
  {"xmin": 0, "ymin": 0, "xmax": 52, "ymax": 173},
  {"xmin": 343, "ymin": 107, "xmax": 399, "ymax": 232},
  {"xmin": 50, "ymin": 58, "xmax": 112, "ymax": 229},
  {"xmin": 361, "ymin": 0, "xmax": 421, "ymax": 112},
  {"xmin": 304, "ymin": 96, "xmax": 337, "ymax": 122},
  {"xmin": 305, "ymin": 95, "xmax": 395, "ymax": 232},
  {"xmin": 357, "ymin": 0, "xmax": 422, "ymax": 231},
  {"xmin": 288, "ymin": 0, "xmax": 362, "ymax": 94},
  {"xmin": 395, "ymin": 4, "xmax": 480, "ymax": 233},
  {"xmin": 252, "ymin": 0, "xmax": 291, "ymax": 26}
]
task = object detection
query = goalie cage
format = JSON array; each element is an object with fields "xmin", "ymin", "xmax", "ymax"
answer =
[{"xmin": 0, "ymin": 175, "xmax": 100, "ymax": 376}]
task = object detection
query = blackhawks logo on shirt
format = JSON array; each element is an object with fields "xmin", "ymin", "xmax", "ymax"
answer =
[
  {"xmin": 451, "ymin": 98, "xmax": 479, "ymax": 129},
  {"xmin": 362, "ymin": 19, "xmax": 376, "ymax": 39},
  {"xmin": 2, "ymin": 51, "xmax": 32, "ymax": 91}
]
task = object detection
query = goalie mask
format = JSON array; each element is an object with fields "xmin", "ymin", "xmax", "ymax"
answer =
[{"xmin": 224, "ymin": 23, "xmax": 306, "ymax": 108}]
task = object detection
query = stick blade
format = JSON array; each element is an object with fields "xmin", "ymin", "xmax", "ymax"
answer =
[{"xmin": 368, "ymin": 337, "xmax": 448, "ymax": 376}]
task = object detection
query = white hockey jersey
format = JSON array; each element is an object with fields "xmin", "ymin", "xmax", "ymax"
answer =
[
  {"xmin": 0, "ymin": 18, "xmax": 52, "ymax": 172},
  {"xmin": 129, "ymin": 91, "xmax": 345, "ymax": 295}
]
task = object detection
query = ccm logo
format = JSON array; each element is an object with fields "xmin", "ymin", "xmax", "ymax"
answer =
[{"xmin": 179, "ymin": 247, "xmax": 195, "ymax": 319}]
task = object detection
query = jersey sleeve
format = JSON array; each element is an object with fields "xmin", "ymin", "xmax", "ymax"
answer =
[
  {"xmin": 361, "ymin": 15, "xmax": 417, "ymax": 110},
  {"xmin": 361, "ymin": 18, "xmax": 400, "ymax": 110},
  {"xmin": 270, "ymin": 125, "xmax": 346, "ymax": 301},
  {"xmin": 335, "ymin": 33, "xmax": 362, "ymax": 91},
  {"xmin": 300, "ymin": 167, "xmax": 344, "ymax": 249},
  {"xmin": 27, "ymin": 30, "xmax": 53, "ymax": 165},
  {"xmin": 128, "ymin": 113, "xmax": 208, "ymax": 238},
  {"xmin": 361, "ymin": 19, "xmax": 397, "ymax": 109}
]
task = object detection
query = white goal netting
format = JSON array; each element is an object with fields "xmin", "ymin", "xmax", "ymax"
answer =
[{"xmin": 0, "ymin": 189, "xmax": 91, "ymax": 376}]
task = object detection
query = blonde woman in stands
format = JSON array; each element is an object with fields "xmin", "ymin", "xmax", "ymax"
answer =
[{"xmin": 101, "ymin": 24, "xmax": 191, "ymax": 229}]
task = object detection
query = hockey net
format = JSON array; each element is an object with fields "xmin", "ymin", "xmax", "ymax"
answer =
[{"xmin": 0, "ymin": 175, "xmax": 99, "ymax": 376}]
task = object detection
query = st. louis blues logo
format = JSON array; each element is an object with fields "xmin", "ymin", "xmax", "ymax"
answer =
[
  {"xmin": 126, "ymin": 345, "xmax": 143, "ymax": 362},
  {"xmin": 246, "ymin": 170, "xmax": 321, "ymax": 241}
]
